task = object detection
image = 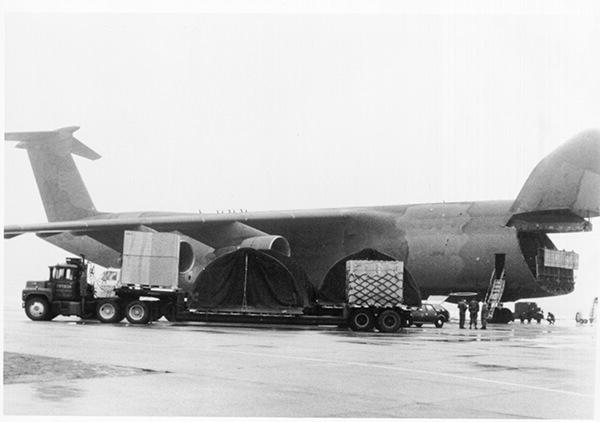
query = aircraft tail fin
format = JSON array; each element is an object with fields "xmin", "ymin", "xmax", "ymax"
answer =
[
  {"xmin": 5, "ymin": 126, "xmax": 101, "ymax": 222},
  {"xmin": 508, "ymin": 129, "xmax": 600, "ymax": 232}
]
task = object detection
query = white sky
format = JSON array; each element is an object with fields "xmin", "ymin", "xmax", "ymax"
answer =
[{"xmin": 2, "ymin": 2, "xmax": 600, "ymax": 319}]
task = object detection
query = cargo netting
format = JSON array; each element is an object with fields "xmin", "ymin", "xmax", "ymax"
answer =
[{"xmin": 347, "ymin": 261, "xmax": 403, "ymax": 308}]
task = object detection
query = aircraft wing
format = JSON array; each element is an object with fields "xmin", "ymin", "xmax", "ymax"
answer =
[{"xmin": 3, "ymin": 208, "xmax": 355, "ymax": 239}]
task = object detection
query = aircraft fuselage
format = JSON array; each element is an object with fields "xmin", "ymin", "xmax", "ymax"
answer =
[{"xmin": 40, "ymin": 199, "xmax": 572, "ymax": 302}]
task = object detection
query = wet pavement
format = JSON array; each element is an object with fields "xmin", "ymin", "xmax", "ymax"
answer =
[{"xmin": 2, "ymin": 308, "xmax": 597, "ymax": 418}]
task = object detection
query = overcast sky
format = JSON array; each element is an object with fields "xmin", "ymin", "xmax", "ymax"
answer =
[{"xmin": 3, "ymin": 3, "xmax": 600, "ymax": 319}]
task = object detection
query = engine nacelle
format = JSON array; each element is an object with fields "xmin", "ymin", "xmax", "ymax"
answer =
[
  {"xmin": 176, "ymin": 234, "xmax": 214, "ymax": 291},
  {"xmin": 239, "ymin": 235, "xmax": 291, "ymax": 257}
]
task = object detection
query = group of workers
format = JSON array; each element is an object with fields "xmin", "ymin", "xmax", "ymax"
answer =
[
  {"xmin": 457, "ymin": 299, "xmax": 559, "ymax": 328},
  {"xmin": 457, "ymin": 299, "xmax": 489, "ymax": 329}
]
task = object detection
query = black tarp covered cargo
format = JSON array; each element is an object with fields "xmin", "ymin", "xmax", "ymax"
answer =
[
  {"xmin": 317, "ymin": 248, "xmax": 422, "ymax": 307},
  {"xmin": 262, "ymin": 250, "xmax": 317, "ymax": 304},
  {"xmin": 189, "ymin": 248, "xmax": 311, "ymax": 312}
]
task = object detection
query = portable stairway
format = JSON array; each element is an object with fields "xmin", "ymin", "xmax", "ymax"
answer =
[
  {"xmin": 590, "ymin": 297, "xmax": 598, "ymax": 325},
  {"xmin": 484, "ymin": 268, "xmax": 505, "ymax": 321}
]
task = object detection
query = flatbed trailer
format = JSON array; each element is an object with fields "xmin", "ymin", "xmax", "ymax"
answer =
[
  {"xmin": 110, "ymin": 259, "xmax": 411, "ymax": 332},
  {"xmin": 114, "ymin": 285, "xmax": 349, "ymax": 326}
]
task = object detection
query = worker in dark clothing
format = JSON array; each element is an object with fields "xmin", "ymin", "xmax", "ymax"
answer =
[
  {"xmin": 480, "ymin": 302, "xmax": 488, "ymax": 330},
  {"xmin": 546, "ymin": 312, "xmax": 555, "ymax": 325},
  {"xmin": 458, "ymin": 299, "xmax": 467, "ymax": 329},
  {"xmin": 468, "ymin": 299, "xmax": 479, "ymax": 329}
]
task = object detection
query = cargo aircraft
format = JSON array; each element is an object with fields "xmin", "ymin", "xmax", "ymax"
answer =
[{"xmin": 4, "ymin": 127, "xmax": 600, "ymax": 302}]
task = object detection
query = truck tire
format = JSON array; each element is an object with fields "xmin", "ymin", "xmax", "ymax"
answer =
[
  {"xmin": 125, "ymin": 300, "xmax": 151, "ymax": 324},
  {"xmin": 377, "ymin": 310, "xmax": 402, "ymax": 333},
  {"xmin": 349, "ymin": 309, "xmax": 375, "ymax": 331},
  {"xmin": 96, "ymin": 299, "xmax": 123, "ymax": 323},
  {"xmin": 24, "ymin": 297, "xmax": 52, "ymax": 321},
  {"xmin": 434, "ymin": 317, "xmax": 444, "ymax": 328}
]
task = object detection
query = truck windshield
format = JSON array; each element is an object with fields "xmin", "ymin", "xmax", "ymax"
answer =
[{"xmin": 52, "ymin": 267, "xmax": 74, "ymax": 280}]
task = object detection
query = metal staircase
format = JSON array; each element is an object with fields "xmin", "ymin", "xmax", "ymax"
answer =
[{"xmin": 484, "ymin": 269, "xmax": 505, "ymax": 320}]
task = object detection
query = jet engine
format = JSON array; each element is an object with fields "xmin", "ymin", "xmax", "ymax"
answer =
[{"xmin": 239, "ymin": 235, "xmax": 291, "ymax": 257}]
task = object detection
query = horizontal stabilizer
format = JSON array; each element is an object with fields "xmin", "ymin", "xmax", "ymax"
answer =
[
  {"xmin": 5, "ymin": 126, "xmax": 101, "ymax": 160},
  {"xmin": 3, "ymin": 232, "xmax": 22, "ymax": 239},
  {"xmin": 509, "ymin": 130, "xmax": 600, "ymax": 231}
]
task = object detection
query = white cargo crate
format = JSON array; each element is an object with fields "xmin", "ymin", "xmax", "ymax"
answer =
[
  {"xmin": 346, "ymin": 260, "xmax": 404, "ymax": 308},
  {"xmin": 121, "ymin": 231, "xmax": 180, "ymax": 288}
]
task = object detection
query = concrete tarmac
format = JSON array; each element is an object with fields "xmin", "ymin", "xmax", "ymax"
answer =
[{"xmin": 2, "ymin": 308, "xmax": 597, "ymax": 418}]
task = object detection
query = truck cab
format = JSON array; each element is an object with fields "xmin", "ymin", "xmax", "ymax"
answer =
[{"xmin": 22, "ymin": 257, "xmax": 94, "ymax": 321}]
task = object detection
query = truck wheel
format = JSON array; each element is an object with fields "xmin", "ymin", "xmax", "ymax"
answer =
[
  {"xmin": 125, "ymin": 300, "xmax": 151, "ymax": 324},
  {"xmin": 96, "ymin": 299, "xmax": 123, "ymax": 323},
  {"xmin": 25, "ymin": 297, "xmax": 52, "ymax": 321},
  {"xmin": 434, "ymin": 317, "xmax": 444, "ymax": 328},
  {"xmin": 377, "ymin": 310, "xmax": 402, "ymax": 333},
  {"xmin": 349, "ymin": 309, "xmax": 375, "ymax": 331}
]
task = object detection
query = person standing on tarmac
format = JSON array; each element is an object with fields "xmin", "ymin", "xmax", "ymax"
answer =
[
  {"xmin": 458, "ymin": 299, "xmax": 467, "ymax": 329},
  {"xmin": 480, "ymin": 302, "xmax": 488, "ymax": 330},
  {"xmin": 468, "ymin": 299, "xmax": 479, "ymax": 329}
]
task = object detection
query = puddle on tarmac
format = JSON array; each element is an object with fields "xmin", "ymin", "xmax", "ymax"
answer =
[
  {"xmin": 474, "ymin": 363, "xmax": 522, "ymax": 371},
  {"xmin": 34, "ymin": 384, "xmax": 83, "ymax": 401},
  {"xmin": 472, "ymin": 362, "xmax": 570, "ymax": 374}
]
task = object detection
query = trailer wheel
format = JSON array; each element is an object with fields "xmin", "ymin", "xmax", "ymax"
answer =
[
  {"xmin": 24, "ymin": 297, "xmax": 52, "ymax": 321},
  {"xmin": 96, "ymin": 299, "xmax": 123, "ymax": 323},
  {"xmin": 349, "ymin": 309, "xmax": 375, "ymax": 331},
  {"xmin": 125, "ymin": 300, "xmax": 151, "ymax": 324},
  {"xmin": 434, "ymin": 317, "xmax": 444, "ymax": 328},
  {"xmin": 377, "ymin": 310, "xmax": 402, "ymax": 333}
]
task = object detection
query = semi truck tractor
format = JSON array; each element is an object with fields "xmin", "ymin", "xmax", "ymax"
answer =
[{"xmin": 21, "ymin": 231, "xmax": 418, "ymax": 333}]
